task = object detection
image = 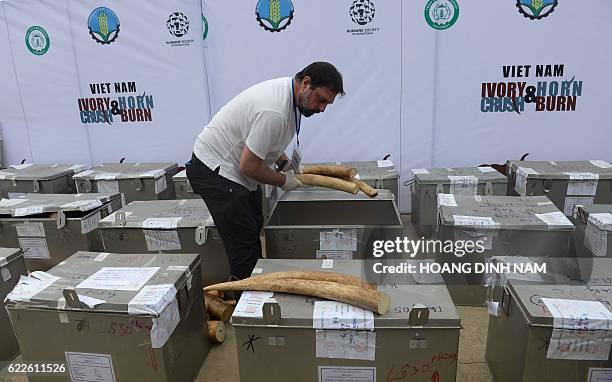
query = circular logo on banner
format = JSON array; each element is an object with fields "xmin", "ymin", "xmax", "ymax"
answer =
[
  {"xmin": 255, "ymin": 0, "xmax": 294, "ymax": 32},
  {"xmin": 350, "ymin": 0, "xmax": 375, "ymax": 26},
  {"xmin": 202, "ymin": 15, "xmax": 208, "ymax": 40},
  {"xmin": 167, "ymin": 12, "xmax": 190, "ymax": 37},
  {"xmin": 88, "ymin": 7, "xmax": 120, "ymax": 44},
  {"xmin": 25, "ymin": 26, "xmax": 50, "ymax": 55},
  {"xmin": 424, "ymin": 0, "xmax": 459, "ymax": 30},
  {"xmin": 516, "ymin": 0, "xmax": 558, "ymax": 20}
]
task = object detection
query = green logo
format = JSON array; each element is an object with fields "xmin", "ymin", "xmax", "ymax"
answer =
[
  {"xmin": 25, "ymin": 26, "xmax": 50, "ymax": 55},
  {"xmin": 202, "ymin": 15, "xmax": 208, "ymax": 40},
  {"xmin": 424, "ymin": 0, "xmax": 459, "ymax": 30}
]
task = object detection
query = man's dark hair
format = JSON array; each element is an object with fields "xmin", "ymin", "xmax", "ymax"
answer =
[{"xmin": 295, "ymin": 62, "xmax": 345, "ymax": 96}]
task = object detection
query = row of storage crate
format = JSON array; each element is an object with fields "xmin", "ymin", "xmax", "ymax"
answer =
[{"xmin": 1, "ymin": 249, "xmax": 611, "ymax": 382}]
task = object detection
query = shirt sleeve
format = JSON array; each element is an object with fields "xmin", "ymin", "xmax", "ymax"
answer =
[{"xmin": 245, "ymin": 110, "xmax": 287, "ymax": 160}]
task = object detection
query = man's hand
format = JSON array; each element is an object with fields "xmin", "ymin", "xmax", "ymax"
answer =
[{"xmin": 281, "ymin": 170, "xmax": 303, "ymax": 191}]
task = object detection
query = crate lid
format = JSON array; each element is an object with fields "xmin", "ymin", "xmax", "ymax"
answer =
[
  {"xmin": 4, "ymin": 251, "xmax": 199, "ymax": 315},
  {"xmin": 0, "ymin": 193, "xmax": 121, "ymax": 217},
  {"xmin": 574, "ymin": 204, "xmax": 612, "ymax": 227},
  {"xmin": 489, "ymin": 256, "xmax": 610, "ymax": 288},
  {"xmin": 412, "ymin": 167, "xmax": 507, "ymax": 185},
  {"xmin": 73, "ymin": 163, "xmax": 177, "ymax": 180},
  {"xmin": 172, "ymin": 169, "xmax": 187, "ymax": 180},
  {"xmin": 507, "ymin": 160, "xmax": 612, "ymax": 180},
  {"xmin": 98, "ymin": 199, "xmax": 213, "ymax": 229},
  {"xmin": 0, "ymin": 164, "xmax": 87, "ymax": 181},
  {"xmin": 230, "ymin": 259, "xmax": 461, "ymax": 329},
  {"xmin": 0, "ymin": 247, "xmax": 23, "ymax": 267},
  {"xmin": 507, "ymin": 282, "xmax": 612, "ymax": 327},
  {"xmin": 438, "ymin": 195, "xmax": 574, "ymax": 231},
  {"xmin": 303, "ymin": 160, "xmax": 399, "ymax": 180}
]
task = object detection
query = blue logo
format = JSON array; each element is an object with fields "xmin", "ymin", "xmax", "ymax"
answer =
[
  {"xmin": 255, "ymin": 0, "xmax": 294, "ymax": 32},
  {"xmin": 88, "ymin": 7, "xmax": 120, "ymax": 44},
  {"xmin": 516, "ymin": 0, "xmax": 558, "ymax": 20}
]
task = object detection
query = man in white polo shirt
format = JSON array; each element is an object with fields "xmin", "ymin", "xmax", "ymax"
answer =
[{"xmin": 187, "ymin": 62, "xmax": 344, "ymax": 281}]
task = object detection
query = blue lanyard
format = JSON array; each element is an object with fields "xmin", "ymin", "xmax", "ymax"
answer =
[{"xmin": 291, "ymin": 79, "xmax": 302, "ymax": 147}]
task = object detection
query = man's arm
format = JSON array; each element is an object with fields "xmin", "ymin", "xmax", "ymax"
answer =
[{"xmin": 239, "ymin": 146, "xmax": 286, "ymax": 186}]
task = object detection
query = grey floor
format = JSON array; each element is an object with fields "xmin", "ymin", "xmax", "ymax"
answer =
[{"xmin": 0, "ymin": 215, "xmax": 494, "ymax": 382}]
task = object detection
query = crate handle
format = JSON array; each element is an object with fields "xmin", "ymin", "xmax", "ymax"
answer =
[
  {"xmin": 409, "ymin": 304, "xmax": 429, "ymax": 326},
  {"xmin": 63, "ymin": 287, "xmax": 82, "ymax": 309},
  {"xmin": 56, "ymin": 211, "xmax": 66, "ymax": 229},
  {"xmin": 195, "ymin": 226, "xmax": 207, "ymax": 245},
  {"xmin": 263, "ymin": 300, "xmax": 281, "ymax": 325},
  {"xmin": 33, "ymin": 180, "xmax": 40, "ymax": 193}
]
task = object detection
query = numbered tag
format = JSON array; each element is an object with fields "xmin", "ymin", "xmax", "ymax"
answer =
[{"xmin": 290, "ymin": 144, "xmax": 302, "ymax": 173}]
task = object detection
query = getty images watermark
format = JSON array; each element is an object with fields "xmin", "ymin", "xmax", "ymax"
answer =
[{"xmin": 368, "ymin": 237, "xmax": 547, "ymax": 275}]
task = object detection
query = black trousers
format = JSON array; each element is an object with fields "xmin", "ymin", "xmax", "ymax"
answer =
[{"xmin": 186, "ymin": 153, "xmax": 263, "ymax": 280}]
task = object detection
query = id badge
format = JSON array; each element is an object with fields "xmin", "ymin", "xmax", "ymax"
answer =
[{"xmin": 290, "ymin": 144, "xmax": 302, "ymax": 173}]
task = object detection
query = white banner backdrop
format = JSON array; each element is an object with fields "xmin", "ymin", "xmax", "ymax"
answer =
[
  {"xmin": 429, "ymin": 0, "xmax": 612, "ymax": 168},
  {"xmin": 68, "ymin": 0, "xmax": 210, "ymax": 165},
  {"xmin": 203, "ymin": 0, "xmax": 402, "ymax": 177},
  {"xmin": 4, "ymin": 0, "xmax": 90, "ymax": 165},
  {"xmin": 0, "ymin": 2, "xmax": 34, "ymax": 164}
]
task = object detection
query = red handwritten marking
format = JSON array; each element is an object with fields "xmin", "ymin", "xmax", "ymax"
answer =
[
  {"xmin": 149, "ymin": 347, "xmax": 158, "ymax": 372},
  {"xmin": 386, "ymin": 353, "xmax": 457, "ymax": 381}
]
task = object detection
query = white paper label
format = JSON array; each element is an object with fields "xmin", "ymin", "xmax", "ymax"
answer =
[
  {"xmin": 144, "ymin": 230, "xmax": 182, "ymax": 251},
  {"xmin": 61, "ymin": 199, "xmax": 103, "ymax": 212},
  {"xmin": 585, "ymin": 213, "xmax": 612, "ymax": 257},
  {"xmin": 233, "ymin": 291, "xmax": 274, "ymax": 318},
  {"xmin": 94, "ymin": 253, "xmax": 110, "ymax": 262},
  {"xmin": 313, "ymin": 301, "xmax": 374, "ymax": 330},
  {"xmin": 452, "ymin": 215, "xmax": 498, "ymax": 229},
  {"xmin": 94, "ymin": 173, "xmax": 121, "ymax": 180},
  {"xmin": 448, "ymin": 175, "xmax": 478, "ymax": 195},
  {"xmin": 411, "ymin": 168, "xmax": 429, "ymax": 175},
  {"xmin": 320, "ymin": 230, "xmax": 357, "ymax": 252},
  {"xmin": 0, "ymin": 256, "xmax": 7, "ymax": 267},
  {"xmin": 437, "ymin": 193, "xmax": 457, "ymax": 207},
  {"xmin": 590, "ymin": 160, "xmax": 612, "ymax": 169},
  {"xmin": 317, "ymin": 250, "xmax": 353, "ymax": 260},
  {"xmin": 487, "ymin": 301, "xmax": 499, "ymax": 317},
  {"xmin": 318, "ymin": 366, "xmax": 376, "ymax": 382},
  {"xmin": 76, "ymin": 267, "xmax": 159, "ymax": 291},
  {"xmin": 564, "ymin": 172, "xmax": 599, "ymax": 196},
  {"xmin": 19, "ymin": 237, "xmax": 50, "ymax": 259},
  {"xmin": 154, "ymin": 176, "xmax": 167, "ymax": 195},
  {"xmin": 315, "ymin": 330, "xmax": 376, "ymax": 361},
  {"xmin": 65, "ymin": 352, "xmax": 116, "ymax": 382},
  {"xmin": 150, "ymin": 295, "xmax": 180, "ymax": 348},
  {"xmin": 0, "ymin": 199, "xmax": 27, "ymax": 208},
  {"xmin": 97, "ymin": 180, "xmax": 119, "ymax": 194},
  {"xmin": 6, "ymin": 271, "xmax": 60, "ymax": 302},
  {"xmin": 68, "ymin": 165, "xmax": 87, "ymax": 172},
  {"xmin": 542, "ymin": 298, "xmax": 612, "ymax": 360},
  {"xmin": 1, "ymin": 267, "xmax": 11, "ymax": 282},
  {"xmin": 251, "ymin": 267, "xmax": 263, "ymax": 274},
  {"xmin": 515, "ymin": 167, "xmax": 538, "ymax": 196},
  {"xmin": 142, "ymin": 217, "xmax": 182, "ymax": 229},
  {"xmin": 321, "ymin": 259, "xmax": 334, "ymax": 268},
  {"xmin": 563, "ymin": 196, "xmax": 594, "ymax": 216},
  {"xmin": 128, "ymin": 284, "xmax": 177, "ymax": 315},
  {"xmin": 377, "ymin": 160, "xmax": 393, "ymax": 168},
  {"xmin": 478, "ymin": 166, "xmax": 497, "ymax": 173},
  {"xmin": 16, "ymin": 222, "xmax": 45, "ymax": 237},
  {"xmin": 73, "ymin": 169, "xmax": 95, "ymax": 178},
  {"xmin": 535, "ymin": 211, "xmax": 574, "ymax": 228},
  {"xmin": 81, "ymin": 212, "xmax": 102, "ymax": 234},
  {"xmin": 14, "ymin": 205, "xmax": 48, "ymax": 217},
  {"xmin": 77, "ymin": 295, "xmax": 105, "ymax": 309},
  {"xmin": 588, "ymin": 368, "xmax": 612, "ymax": 382}
]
